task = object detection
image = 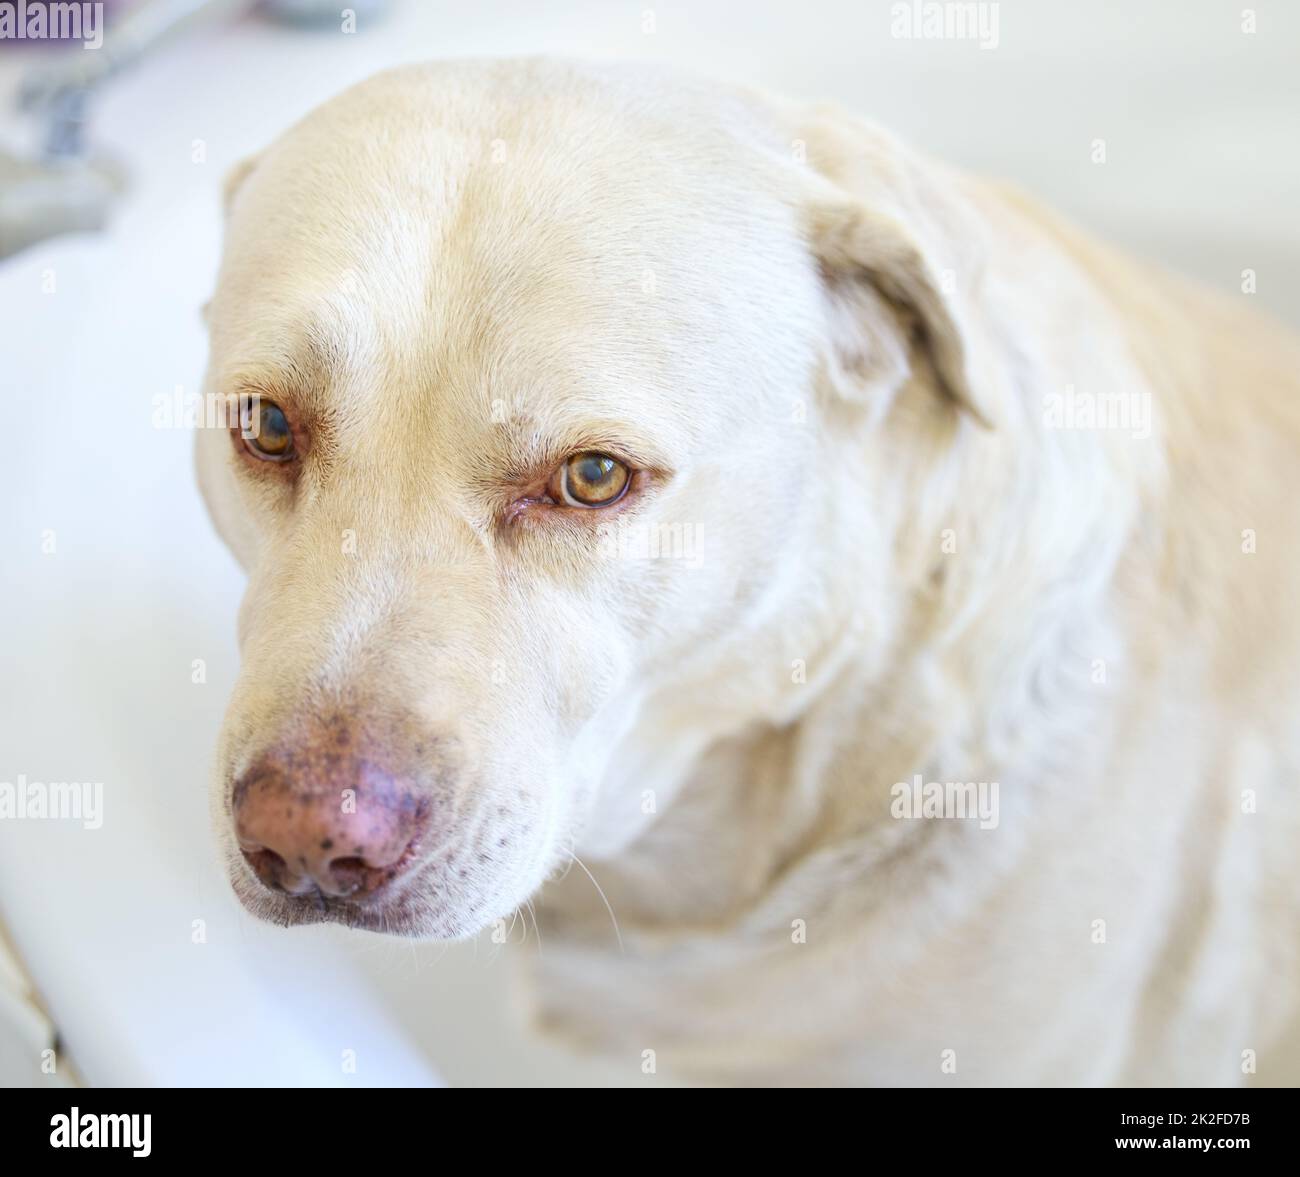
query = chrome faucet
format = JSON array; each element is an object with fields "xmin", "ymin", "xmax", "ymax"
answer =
[{"xmin": 1, "ymin": 0, "xmax": 253, "ymax": 259}]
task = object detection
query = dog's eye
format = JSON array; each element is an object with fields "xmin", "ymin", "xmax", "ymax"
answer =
[
  {"xmin": 558, "ymin": 452, "xmax": 630, "ymax": 507},
  {"xmin": 239, "ymin": 397, "xmax": 295, "ymax": 461}
]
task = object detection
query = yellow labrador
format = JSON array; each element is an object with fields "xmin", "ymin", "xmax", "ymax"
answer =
[{"xmin": 197, "ymin": 59, "xmax": 1300, "ymax": 1085}]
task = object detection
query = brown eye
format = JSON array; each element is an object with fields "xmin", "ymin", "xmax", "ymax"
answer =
[
  {"xmin": 558, "ymin": 452, "xmax": 630, "ymax": 507},
  {"xmin": 239, "ymin": 396, "xmax": 294, "ymax": 461}
]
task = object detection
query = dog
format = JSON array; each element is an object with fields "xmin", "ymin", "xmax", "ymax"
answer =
[{"xmin": 197, "ymin": 58, "xmax": 1300, "ymax": 1085}]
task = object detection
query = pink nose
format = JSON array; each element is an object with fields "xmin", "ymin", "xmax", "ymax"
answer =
[{"xmin": 233, "ymin": 744, "xmax": 428, "ymax": 901}]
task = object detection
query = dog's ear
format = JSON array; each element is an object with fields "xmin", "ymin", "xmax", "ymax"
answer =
[
  {"xmin": 204, "ymin": 154, "xmax": 261, "ymax": 322},
  {"xmin": 221, "ymin": 153, "xmax": 261, "ymax": 218},
  {"xmin": 793, "ymin": 107, "xmax": 1000, "ymax": 429}
]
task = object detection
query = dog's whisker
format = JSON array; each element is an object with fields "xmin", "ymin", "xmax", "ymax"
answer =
[
  {"xmin": 525, "ymin": 897, "xmax": 543, "ymax": 958},
  {"xmin": 568, "ymin": 851, "xmax": 623, "ymax": 954}
]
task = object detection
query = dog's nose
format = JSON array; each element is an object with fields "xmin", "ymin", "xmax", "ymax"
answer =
[{"xmin": 233, "ymin": 753, "xmax": 427, "ymax": 901}]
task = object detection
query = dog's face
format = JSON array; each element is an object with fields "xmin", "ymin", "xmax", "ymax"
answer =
[{"xmin": 198, "ymin": 61, "xmax": 986, "ymax": 938}]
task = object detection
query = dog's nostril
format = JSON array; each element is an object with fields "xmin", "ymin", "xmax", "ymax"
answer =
[
  {"xmin": 326, "ymin": 841, "xmax": 417, "ymax": 890},
  {"xmin": 240, "ymin": 846, "xmax": 291, "ymax": 892},
  {"xmin": 326, "ymin": 855, "xmax": 371, "ymax": 892}
]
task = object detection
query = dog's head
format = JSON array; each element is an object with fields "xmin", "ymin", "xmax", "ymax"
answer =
[{"xmin": 197, "ymin": 60, "xmax": 997, "ymax": 937}]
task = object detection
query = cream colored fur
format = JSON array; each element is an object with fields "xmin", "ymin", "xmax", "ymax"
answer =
[{"xmin": 198, "ymin": 59, "xmax": 1300, "ymax": 1086}]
